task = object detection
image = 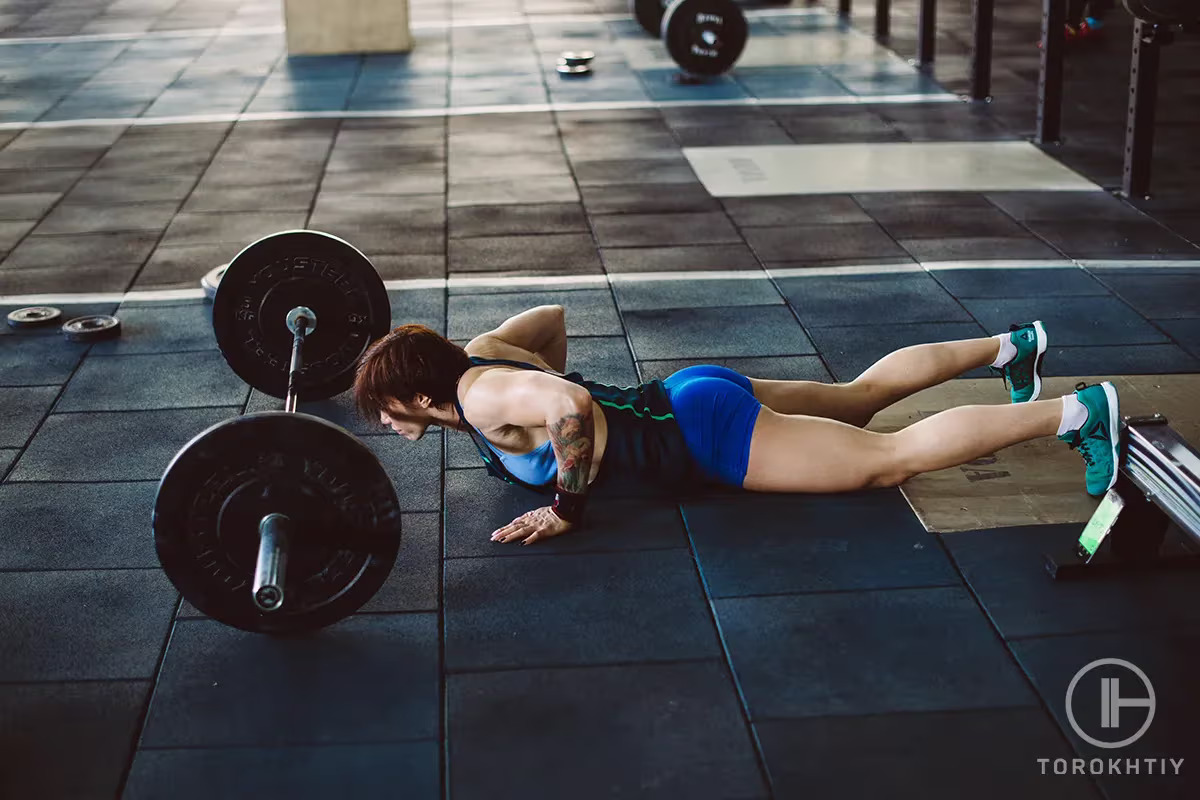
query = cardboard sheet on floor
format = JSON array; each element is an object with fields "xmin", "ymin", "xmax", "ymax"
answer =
[{"xmin": 867, "ymin": 375, "xmax": 1200, "ymax": 533}]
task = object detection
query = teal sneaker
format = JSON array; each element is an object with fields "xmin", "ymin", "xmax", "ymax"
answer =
[
  {"xmin": 993, "ymin": 321, "xmax": 1047, "ymax": 403},
  {"xmin": 1058, "ymin": 381, "xmax": 1121, "ymax": 496}
]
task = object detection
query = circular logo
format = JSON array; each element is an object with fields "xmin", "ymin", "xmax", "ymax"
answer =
[{"xmin": 1065, "ymin": 658, "xmax": 1155, "ymax": 749}]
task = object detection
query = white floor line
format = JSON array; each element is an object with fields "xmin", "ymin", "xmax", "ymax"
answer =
[
  {"xmin": 7, "ymin": 258, "xmax": 1196, "ymax": 308},
  {"xmin": 0, "ymin": 7, "xmax": 827, "ymax": 47},
  {"xmin": 0, "ymin": 93, "xmax": 960, "ymax": 132}
]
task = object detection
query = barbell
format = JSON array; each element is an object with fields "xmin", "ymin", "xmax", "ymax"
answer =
[
  {"xmin": 153, "ymin": 230, "xmax": 401, "ymax": 634},
  {"xmin": 632, "ymin": 0, "xmax": 750, "ymax": 77}
]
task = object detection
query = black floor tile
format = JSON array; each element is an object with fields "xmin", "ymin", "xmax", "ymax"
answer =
[
  {"xmin": 716, "ymin": 587, "xmax": 1038, "ymax": 719},
  {"xmin": 853, "ymin": 192, "xmax": 997, "ymax": 211},
  {"xmin": 0, "ymin": 260, "xmax": 140, "ymax": 294},
  {"xmin": 612, "ymin": 275, "xmax": 783, "ymax": 311},
  {"xmin": 580, "ymin": 183, "xmax": 722, "ymax": 215},
  {"xmin": 870, "ymin": 205, "xmax": 1032, "ymax": 239},
  {"xmin": 125, "ymin": 742, "xmax": 439, "ymax": 800},
  {"xmin": 374, "ymin": 253, "xmax": 446, "ymax": 280},
  {"xmin": 562, "ymin": 336, "xmax": 639, "ymax": 387},
  {"xmin": 448, "ymin": 662, "xmax": 765, "ymax": 800},
  {"xmin": 315, "ymin": 222, "xmax": 444, "ymax": 257},
  {"xmin": 943, "ymin": 524, "xmax": 1200, "ymax": 639},
  {"xmin": 961, "ymin": 295, "xmax": 1171, "ymax": 346},
  {"xmin": 445, "ymin": 549, "xmax": 718, "ymax": 670},
  {"xmin": 572, "ymin": 158, "xmax": 699, "ymax": 186},
  {"xmin": 447, "ymin": 175, "xmax": 580, "ymax": 207},
  {"xmin": 638, "ymin": 355, "xmax": 833, "ymax": 383},
  {"xmin": 0, "ymin": 569, "xmax": 176, "ymax": 680},
  {"xmin": 0, "ymin": 681, "xmax": 149, "ymax": 800},
  {"xmin": 600, "ymin": 243, "xmax": 761, "ymax": 273},
  {"xmin": 986, "ymin": 190, "xmax": 1147, "ymax": 221},
  {"xmin": 0, "ymin": 169, "xmax": 84, "ymax": 194},
  {"xmin": 57, "ymin": 351, "xmax": 248, "ymax": 412},
  {"xmin": 1042, "ymin": 344, "xmax": 1200, "ymax": 375},
  {"xmin": 623, "ymin": 306, "xmax": 816, "ymax": 360},
  {"xmin": 682, "ymin": 492, "xmax": 958, "ymax": 597},
  {"xmin": 140, "ymin": 615, "xmax": 439, "ymax": 747},
  {"xmin": 777, "ymin": 271, "xmax": 972, "ymax": 326},
  {"xmin": 34, "ymin": 201, "xmax": 179, "ymax": 236},
  {"xmin": 90, "ymin": 301, "xmax": 219, "ymax": 355},
  {"xmin": 1011, "ymin": 630, "xmax": 1200, "ymax": 800},
  {"xmin": 1026, "ymin": 221, "xmax": 1200, "ymax": 258},
  {"xmin": 590, "ymin": 212, "xmax": 742, "ymax": 248},
  {"xmin": 319, "ymin": 168, "xmax": 444, "ymax": 197},
  {"xmin": 246, "ymin": 389, "xmax": 378, "ymax": 437},
  {"xmin": 899, "ymin": 236, "xmax": 1065, "ymax": 262},
  {"xmin": 744, "ymin": 222, "xmax": 908, "ymax": 263},
  {"xmin": 447, "ymin": 289, "xmax": 621, "ymax": 339},
  {"xmin": 183, "ymin": 182, "xmax": 319, "ymax": 214},
  {"xmin": 449, "ymin": 233, "xmax": 602, "ymax": 274},
  {"xmin": 0, "ymin": 191, "xmax": 60, "ymax": 220},
  {"xmin": 309, "ymin": 193, "xmax": 444, "ymax": 231},
  {"xmin": 10, "ymin": 407, "xmax": 235, "ymax": 481},
  {"xmin": 0, "ymin": 385, "xmax": 56, "ymax": 447},
  {"xmin": 0, "ymin": 481, "xmax": 159, "ymax": 569},
  {"xmin": 67, "ymin": 174, "xmax": 210, "ymax": 206},
  {"xmin": 0, "ymin": 448, "xmax": 15, "ymax": 475},
  {"xmin": 134, "ymin": 242, "xmax": 241, "ymax": 288},
  {"xmin": 0, "ymin": 327, "xmax": 92, "ymax": 384},
  {"xmin": 362, "ymin": 433, "xmax": 441, "ymax": 512},
  {"xmin": 385, "ymin": 287, "xmax": 443, "ymax": 333},
  {"xmin": 805, "ymin": 321, "xmax": 990, "ymax": 382},
  {"xmin": 757, "ymin": 708, "xmax": 1098, "ymax": 800},
  {"xmin": 1158, "ymin": 318, "xmax": 1200, "ymax": 358},
  {"xmin": 0, "ymin": 230, "xmax": 160, "ymax": 269},
  {"xmin": 929, "ymin": 266, "xmax": 1110, "ymax": 298},
  {"xmin": 159, "ymin": 212, "xmax": 309, "ymax": 249},
  {"xmin": 722, "ymin": 195, "xmax": 871, "ymax": 228},
  {"xmin": 444, "ymin": 468, "xmax": 688, "ymax": 558},
  {"xmin": 1087, "ymin": 269, "xmax": 1200, "ymax": 319},
  {"xmin": 358, "ymin": 513, "xmax": 440, "ymax": 614},
  {"xmin": 448, "ymin": 203, "xmax": 588, "ymax": 238}
]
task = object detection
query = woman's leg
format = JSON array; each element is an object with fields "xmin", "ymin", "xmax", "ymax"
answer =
[
  {"xmin": 742, "ymin": 399, "xmax": 1062, "ymax": 493},
  {"xmin": 749, "ymin": 336, "xmax": 1002, "ymax": 427}
]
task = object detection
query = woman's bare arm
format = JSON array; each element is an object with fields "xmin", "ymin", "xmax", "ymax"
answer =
[{"xmin": 481, "ymin": 305, "xmax": 568, "ymax": 373}]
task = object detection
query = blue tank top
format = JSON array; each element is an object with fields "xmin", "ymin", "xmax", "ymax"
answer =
[{"xmin": 488, "ymin": 438, "xmax": 557, "ymax": 485}]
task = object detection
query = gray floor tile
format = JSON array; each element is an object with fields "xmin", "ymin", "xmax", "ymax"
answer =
[
  {"xmin": 159, "ymin": 212, "xmax": 308, "ymax": 248},
  {"xmin": 716, "ymin": 587, "xmax": 1038, "ymax": 719},
  {"xmin": 124, "ymin": 742, "xmax": 440, "ymax": 800},
  {"xmin": 447, "ymin": 175, "xmax": 580, "ymax": 207},
  {"xmin": 564, "ymin": 336, "xmax": 639, "ymax": 386},
  {"xmin": 320, "ymin": 168, "xmax": 445, "ymax": 197},
  {"xmin": 184, "ymin": 182, "xmax": 319, "ymax": 213},
  {"xmin": 34, "ymin": 201, "xmax": 178, "ymax": 235},
  {"xmin": 590, "ymin": 212, "xmax": 741, "ymax": 248},
  {"xmin": 1, "ymin": 230, "xmax": 160, "ymax": 269},
  {"xmin": 986, "ymin": 190, "xmax": 1148, "ymax": 221},
  {"xmin": 90, "ymin": 301, "xmax": 218, "ymax": 355},
  {"xmin": 0, "ymin": 448, "xmax": 15, "ymax": 475},
  {"xmin": 600, "ymin": 244, "xmax": 762, "ymax": 273},
  {"xmin": 140, "ymin": 615, "xmax": 439, "ymax": 747},
  {"xmin": 358, "ymin": 513, "xmax": 440, "ymax": 613},
  {"xmin": 309, "ymin": 193, "xmax": 443, "ymax": 230},
  {"xmin": 744, "ymin": 223, "xmax": 908, "ymax": 263},
  {"xmin": 1088, "ymin": 269, "xmax": 1200, "ymax": 319},
  {"xmin": 961, "ymin": 296, "xmax": 1171, "ymax": 346},
  {"xmin": 448, "ymin": 289, "xmax": 621, "ymax": 339},
  {"xmin": 580, "ymin": 183, "xmax": 721, "ymax": 215},
  {"xmin": 777, "ymin": 272, "xmax": 972, "ymax": 326},
  {"xmin": 806, "ymin": 322, "xmax": 990, "ymax": 382},
  {"xmin": 0, "ymin": 169, "xmax": 84, "ymax": 194},
  {"xmin": 573, "ymin": 158, "xmax": 699, "ymax": 186},
  {"xmin": 0, "ymin": 481, "xmax": 158, "ymax": 569},
  {"xmin": 1026, "ymin": 220, "xmax": 1200, "ymax": 258},
  {"xmin": 57, "ymin": 351, "xmax": 248, "ymax": 411},
  {"xmin": 386, "ymin": 287, "xmax": 444, "ymax": 332},
  {"xmin": 0, "ymin": 384, "xmax": 56, "ymax": 447},
  {"xmin": 445, "ymin": 549, "xmax": 718, "ymax": 670},
  {"xmin": 928, "ymin": 266, "xmax": 1111, "ymax": 298},
  {"xmin": 682, "ymin": 491, "xmax": 958, "ymax": 597},
  {"xmin": 10, "ymin": 407, "xmax": 235, "ymax": 481},
  {"xmin": 899, "ymin": 236, "xmax": 1067, "ymax": 262},
  {"xmin": 757, "ymin": 709, "xmax": 1097, "ymax": 800},
  {"xmin": 852, "ymin": 192, "xmax": 997, "ymax": 211},
  {"xmin": 66, "ymin": 173, "xmax": 197, "ymax": 205},
  {"xmin": 623, "ymin": 306, "xmax": 816, "ymax": 360},
  {"xmin": 308, "ymin": 222, "xmax": 443, "ymax": 257},
  {"xmin": 638, "ymin": 355, "xmax": 833, "ymax": 383},
  {"xmin": 0, "ymin": 681, "xmax": 149, "ymax": 800},
  {"xmin": 246, "ymin": 389, "xmax": 372, "ymax": 436},
  {"xmin": 722, "ymin": 195, "xmax": 871, "ymax": 227},
  {"xmin": 0, "ymin": 260, "xmax": 138, "ymax": 294},
  {"xmin": 612, "ymin": 276, "xmax": 783, "ymax": 311},
  {"xmin": 0, "ymin": 326, "xmax": 92, "ymax": 384},
  {"xmin": 374, "ymin": 253, "xmax": 446, "ymax": 280},
  {"xmin": 1158, "ymin": 317, "xmax": 1200, "ymax": 358},
  {"xmin": 444, "ymin": 468, "xmax": 688, "ymax": 558},
  {"xmin": 0, "ymin": 191, "xmax": 60, "ymax": 220},
  {"xmin": 135, "ymin": 243, "xmax": 242, "ymax": 288},
  {"xmin": 449, "ymin": 203, "xmax": 588, "ymax": 239},
  {"xmin": 870, "ymin": 205, "xmax": 1032, "ymax": 239},
  {"xmin": 0, "ymin": 569, "xmax": 176, "ymax": 681},
  {"xmin": 362, "ymin": 433, "xmax": 441, "ymax": 512},
  {"xmin": 449, "ymin": 234, "xmax": 602, "ymax": 275},
  {"xmin": 448, "ymin": 662, "xmax": 765, "ymax": 800},
  {"xmin": 1042, "ymin": 344, "xmax": 1200, "ymax": 375}
]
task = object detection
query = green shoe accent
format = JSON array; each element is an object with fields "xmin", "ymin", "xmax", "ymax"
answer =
[
  {"xmin": 992, "ymin": 320, "xmax": 1047, "ymax": 403},
  {"xmin": 1058, "ymin": 381, "xmax": 1121, "ymax": 496}
]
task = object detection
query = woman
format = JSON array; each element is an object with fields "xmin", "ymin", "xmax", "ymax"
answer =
[{"xmin": 353, "ymin": 305, "xmax": 1119, "ymax": 546}]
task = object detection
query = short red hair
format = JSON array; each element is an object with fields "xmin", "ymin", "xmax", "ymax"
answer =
[{"xmin": 354, "ymin": 324, "xmax": 472, "ymax": 423}]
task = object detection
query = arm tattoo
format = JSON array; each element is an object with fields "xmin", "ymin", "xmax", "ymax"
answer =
[{"xmin": 548, "ymin": 410, "xmax": 594, "ymax": 494}]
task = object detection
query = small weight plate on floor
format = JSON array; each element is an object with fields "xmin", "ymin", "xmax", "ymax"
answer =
[
  {"xmin": 560, "ymin": 50, "xmax": 595, "ymax": 67},
  {"xmin": 7, "ymin": 306, "xmax": 61, "ymax": 329},
  {"xmin": 212, "ymin": 229, "xmax": 391, "ymax": 400},
  {"xmin": 557, "ymin": 61, "xmax": 593, "ymax": 76},
  {"xmin": 201, "ymin": 263, "xmax": 228, "ymax": 302},
  {"xmin": 153, "ymin": 412, "xmax": 402, "ymax": 634},
  {"xmin": 62, "ymin": 314, "xmax": 121, "ymax": 342},
  {"xmin": 661, "ymin": 0, "xmax": 748, "ymax": 77},
  {"xmin": 632, "ymin": 0, "xmax": 669, "ymax": 36}
]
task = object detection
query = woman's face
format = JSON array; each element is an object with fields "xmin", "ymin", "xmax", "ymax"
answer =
[{"xmin": 380, "ymin": 401, "xmax": 431, "ymax": 441}]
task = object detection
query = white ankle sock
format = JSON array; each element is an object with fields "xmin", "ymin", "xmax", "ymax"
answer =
[
  {"xmin": 990, "ymin": 333, "xmax": 1017, "ymax": 368},
  {"xmin": 1057, "ymin": 394, "xmax": 1088, "ymax": 436}
]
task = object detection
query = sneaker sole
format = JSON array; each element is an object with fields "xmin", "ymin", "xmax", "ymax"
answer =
[
  {"xmin": 1098, "ymin": 380, "xmax": 1121, "ymax": 494},
  {"xmin": 1029, "ymin": 319, "xmax": 1047, "ymax": 402}
]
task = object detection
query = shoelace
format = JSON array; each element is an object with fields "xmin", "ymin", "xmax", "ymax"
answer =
[
  {"xmin": 1067, "ymin": 383, "xmax": 1103, "ymax": 467},
  {"xmin": 992, "ymin": 324, "xmax": 1032, "ymax": 391}
]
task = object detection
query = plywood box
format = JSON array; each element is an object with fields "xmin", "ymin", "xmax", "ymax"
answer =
[
  {"xmin": 868, "ymin": 375, "xmax": 1200, "ymax": 533},
  {"xmin": 283, "ymin": 0, "xmax": 413, "ymax": 56}
]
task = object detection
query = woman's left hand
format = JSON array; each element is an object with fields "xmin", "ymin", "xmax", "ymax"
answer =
[{"xmin": 491, "ymin": 507, "xmax": 574, "ymax": 546}]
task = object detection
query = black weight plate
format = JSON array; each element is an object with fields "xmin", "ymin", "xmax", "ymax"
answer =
[
  {"xmin": 7, "ymin": 306, "xmax": 61, "ymax": 329},
  {"xmin": 62, "ymin": 314, "xmax": 121, "ymax": 342},
  {"xmin": 662, "ymin": 0, "xmax": 748, "ymax": 77},
  {"xmin": 154, "ymin": 412, "xmax": 402, "ymax": 634},
  {"xmin": 212, "ymin": 230, "xmax": 391, "ymax": 400},
  {"xmin": 632, "ymin": 0, "xmax": 669, "ymax": 36}
]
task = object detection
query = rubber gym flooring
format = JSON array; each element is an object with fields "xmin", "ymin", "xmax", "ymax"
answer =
[{"xmin": 1, "ymin": 0, "xmax": 1199, "ymax": 798}]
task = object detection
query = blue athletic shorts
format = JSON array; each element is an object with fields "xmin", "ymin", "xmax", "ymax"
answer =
[{"xmin": 662, "ymin": 365, "xmax": 763, "ymax": 487}]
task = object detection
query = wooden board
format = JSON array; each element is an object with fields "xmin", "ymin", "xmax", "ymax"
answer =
[{"xmin": 867, "ymin": 375, "xmax": 1200, "ymax": 533}]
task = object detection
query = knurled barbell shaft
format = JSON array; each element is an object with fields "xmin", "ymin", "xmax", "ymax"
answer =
[
  {"xmin": 284, "ymin": 314, "xmax": 308, "ymax": 414},
  {"xmin": 253, "ymin": 513, "xmax": 291, "ymax": 612}
]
